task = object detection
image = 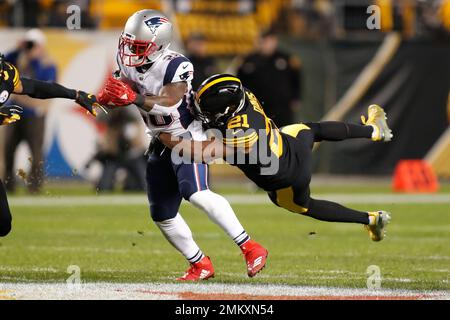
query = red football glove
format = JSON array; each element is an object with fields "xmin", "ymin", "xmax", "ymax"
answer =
[{"xmin": 98, "ymin": 77, "xmax": 137, "ymax": 107}]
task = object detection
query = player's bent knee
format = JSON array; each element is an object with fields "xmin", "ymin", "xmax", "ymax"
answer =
[
  {"xmin": 272, "ymin": 187, "xmax": 310, "ymax": 213},
  {"xmin": 189, "ymin": 190, "xmax": 228, "ymax": 218},
  {"xmin": 150, "ymin": 205, "xmax": 178, "ymax": 222},
  {"xmin": 179, "ymin": 181, "xmax": 207, "ymax": 201},
  {"xmin": 280, "ymin": 123, "xmax": 311, "ymax": 138}
]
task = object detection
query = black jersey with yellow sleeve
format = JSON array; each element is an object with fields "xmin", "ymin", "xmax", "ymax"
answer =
[
  {"xmin": 219, "ymin": 89, "xmax": 304, "ymax": 191},
  {"xmin": 0, "ymin": 62, "xmax": 20, "ymax": 107}
]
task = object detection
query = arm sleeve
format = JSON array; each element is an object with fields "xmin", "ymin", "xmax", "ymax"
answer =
[{"xmin": 20, "ymin": 77, "xmax": 77, "ymax": 100}]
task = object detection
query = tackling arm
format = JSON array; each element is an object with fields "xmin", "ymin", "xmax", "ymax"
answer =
[
  {"xmin": 158, "ymin": 132, "xmax": 253, "ymax": 163},
  {"xmin": 13, "ymin": 78, "xmax": 99, "ymax": 116},
  {"xmin": 159, "ymin": 132, "xmax": 224, "ymax": 163}
]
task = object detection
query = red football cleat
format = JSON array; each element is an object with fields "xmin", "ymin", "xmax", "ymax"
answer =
[
  {"xmin": 240, "ymin": 240, "xmax": 268, "ymax": 278},
  {"xmin": 176, "ymin": 256, "xmax": 215, "ymax": 281}
]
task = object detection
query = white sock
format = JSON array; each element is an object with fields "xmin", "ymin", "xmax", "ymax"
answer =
[
  {"xmin": 189, "ymin": 190, "xmax": 250, "ymax": 246},
  {"xmin": 368, "ymin": 212, "xmax": 378, "ymax": 226},
  {"xmin": 155, "ymin": 213, "xmax": 204, "ymax": 264},
  {"xmin": 370, "ymin": 124, "xmax": 379, "ymax": 140}
]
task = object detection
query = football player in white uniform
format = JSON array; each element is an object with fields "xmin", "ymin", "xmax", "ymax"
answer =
[{"xmin": 98, "ymin": 10, "xmax": 267, "ymax": 280}]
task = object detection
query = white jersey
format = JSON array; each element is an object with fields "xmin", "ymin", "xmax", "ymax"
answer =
[{"xmin": 117, "ymin": 49, "xmax": 205, "ymax": 140}]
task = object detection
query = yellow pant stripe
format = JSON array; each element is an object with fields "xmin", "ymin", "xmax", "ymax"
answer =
[
  {"xmin": 281, "ymin": 124, "xmax": 311, "ymax": 138},
  {"xmin": 275, "ymin": 187, "xmax": 308, "ymax": 214}
]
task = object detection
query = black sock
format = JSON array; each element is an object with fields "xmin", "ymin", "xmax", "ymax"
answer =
[
  {"xmin": 304, "ymin": 122, "xmax": 373, "ymax": 142},
  {"xmin": 0, "ymin": 179, "xmax": 12, "ymax": 237},
  {"xmin": 305, "ymin": 198, "xmax": 369, "ymax": 224}
]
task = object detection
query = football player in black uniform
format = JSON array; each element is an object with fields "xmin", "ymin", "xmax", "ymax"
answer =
[
  {"xmin": 0, "ymin": 54, "xmax": 100, "ymax": 237},
  {"xmin": 158, "ymin": 74, "xmax": 392, "ymax": 249}
]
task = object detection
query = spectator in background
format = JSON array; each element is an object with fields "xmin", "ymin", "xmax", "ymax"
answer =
[
  {"xmin": 86, "ymin": 108, "xmax": 146, "ymax": 192},
  {"xmin": 4, "ymin": 29, "xmax": 57, "ymax": 193},
  {"xmin": 237, "ymin": 29, "xmax": 302, "ymax": 127},
  {"xmin": 185, "ymin": 33, "xmax": 217, "ymax": 91}
]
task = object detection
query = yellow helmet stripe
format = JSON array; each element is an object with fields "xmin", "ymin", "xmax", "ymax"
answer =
[{"xmin": 196, "ymin": 76, "xmax": 241, "ymax": 100}]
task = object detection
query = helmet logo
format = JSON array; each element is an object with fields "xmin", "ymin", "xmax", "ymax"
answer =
[
  {"xmin": 144, "ymin": 17, "xmax": 169, "ymax": 34},
  {"xmin": 0, "ymin": 90, "xmax": 9, "ymax": 103}
]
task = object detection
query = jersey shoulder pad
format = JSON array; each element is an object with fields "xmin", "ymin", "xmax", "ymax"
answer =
[{"xmin": 163, "ymin": 55, "xmax": 193, "ymax": 86}]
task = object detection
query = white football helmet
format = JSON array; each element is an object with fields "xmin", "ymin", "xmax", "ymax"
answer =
[{"xmin": 119, "ymin": 9, "xmax": 173, "ymax": 67}]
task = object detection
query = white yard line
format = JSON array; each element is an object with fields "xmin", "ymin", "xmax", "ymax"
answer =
[
  {"xmin": 0, "ymin": 282, "xmax": 447, "ymax": 300},
  {"xmin": 8, "ymin": 193, "xmax": 450, "ymax": 206}
]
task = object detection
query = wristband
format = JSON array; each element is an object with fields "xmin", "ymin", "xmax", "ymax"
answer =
[{"xmin": 134, "ymin": 94, "xmax": 145, "ymax": 108}]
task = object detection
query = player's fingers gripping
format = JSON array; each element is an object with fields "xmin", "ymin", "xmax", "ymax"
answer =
[
  {"xmin": 97, "ymin": 89, "xmax": 111, "ymax": 106},
  {"xmin": 98, "ymin": 78, "xmax": 121, "ymax": 107},
  {"xmin": 103, "ymin": 77, "xmax": 137, "ymax": 106},
  {"xmin": 75, "ymin": 91, "xmax": 99, "ymax": 117}
]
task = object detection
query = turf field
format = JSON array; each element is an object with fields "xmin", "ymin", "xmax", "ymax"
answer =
[{"xmin": 0, "ymin": 182, "xmax": 449, "ymax": 299}]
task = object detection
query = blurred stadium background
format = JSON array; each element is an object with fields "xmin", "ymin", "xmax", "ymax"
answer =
[
  {"xmin": 0, "ymin": 0, "xmax": 449, "ymax": 190},
  {"xmin": 0, "ymin": 0, "xmax": 449, "ymax": 298}
]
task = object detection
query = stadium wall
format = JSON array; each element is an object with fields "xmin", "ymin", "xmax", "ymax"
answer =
[
  {"xmin": 1, "ymin": 30, "xmax": 448, "ymax": 179},
  {"xmin": 283, "ymin": 37, "xmax": 450, "ymax": 175}
]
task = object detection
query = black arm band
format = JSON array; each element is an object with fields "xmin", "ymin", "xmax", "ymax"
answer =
[
  {"xmin": 134, "ymin": 94, "xmax": 145, "ymax": 108},
  {"xmin": 20, "ymin": 77, "xmax": 77, "ymax": 100}
]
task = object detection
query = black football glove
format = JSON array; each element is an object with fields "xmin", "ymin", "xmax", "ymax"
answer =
[
  {"xmin": 0, "ymin": 105, "xmax": 23, "ymax": 125},
  {"xmin": 75, "ymin": 91, "xmax": 101, "ymax": 116}
]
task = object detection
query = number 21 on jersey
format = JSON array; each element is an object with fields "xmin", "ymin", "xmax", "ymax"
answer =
[{"xmin": 227, "ymin": 114, "xmax": 249, "ymax": 129}]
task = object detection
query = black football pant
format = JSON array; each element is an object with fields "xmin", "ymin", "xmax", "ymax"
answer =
[
  {"xmin": 0, "ymin": 179, "xmax": 12, "ymax": 237},
  {"xmin": 270, "ymin": 122, "xmax": 373, "ymax": 225}
]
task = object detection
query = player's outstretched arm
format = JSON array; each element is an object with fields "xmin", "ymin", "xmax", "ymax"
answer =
[{"xmin": 13, "ymin": 77, "xmax": 99, "ymax": 116}]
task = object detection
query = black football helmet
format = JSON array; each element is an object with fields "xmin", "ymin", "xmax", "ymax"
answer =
[{"xmin": 194, "ymin": 74, "xmax": 246, "ymax": 127}]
